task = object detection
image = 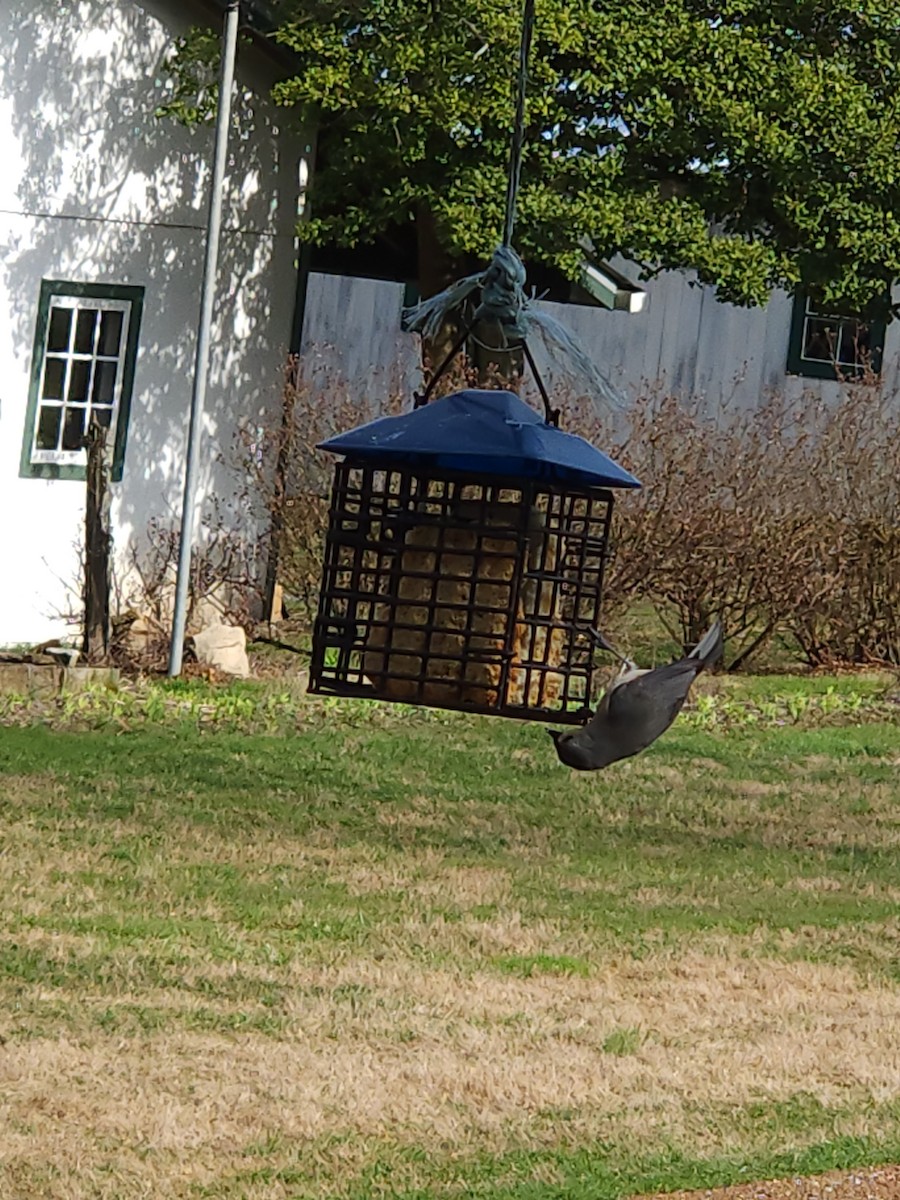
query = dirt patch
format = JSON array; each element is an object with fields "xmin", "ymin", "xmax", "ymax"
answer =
[
  {"xmin": 732, "ymin": 779, "xmax": 780, "ymax": 798},
  {"xmin": 636, "ymin": 1164, "xmax": 900, "ymax": 1200}
]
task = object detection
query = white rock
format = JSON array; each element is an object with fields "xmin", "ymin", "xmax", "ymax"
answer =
[{"xmin": 191, "ymin": 623, "xmax": 251, "ymax": 678}]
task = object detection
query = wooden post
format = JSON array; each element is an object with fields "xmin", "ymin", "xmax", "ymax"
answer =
[
  {"xmin": 83, "ymin": 418, "xmax": 112, "ymax": 663},
  {"xmin": 262, "ymin": 360, "xmax": 298, "ymax": 626}
]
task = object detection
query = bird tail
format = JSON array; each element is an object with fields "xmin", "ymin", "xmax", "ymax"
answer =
[{"xmin": 688, "ymin": 621, "xmax": 724, "ymax": 669}]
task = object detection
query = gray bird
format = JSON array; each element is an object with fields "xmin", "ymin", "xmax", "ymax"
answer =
[{"xmin": 548, "ymin": 622, "xmax": 724, "ymax": 771}]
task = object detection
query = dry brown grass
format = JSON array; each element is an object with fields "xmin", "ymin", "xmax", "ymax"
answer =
[
  {"xmin": 2, "ymin": 715, "xmax": 899, "ymax": 1199},
  {"xmin": 2, "ymin": 949, "xmax": 900, "ymax": 1197}
]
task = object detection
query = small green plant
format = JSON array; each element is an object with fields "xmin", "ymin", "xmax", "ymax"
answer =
[
  {"xmin": 494, "ymin": 954, "xmax": 591, "ymax": 979},
  {"xmin": 603, "ymin": 1027, "xmax": 643, "ymax": 1056},
  {"xmin": 0, "ymin": 672, "xmax": 893, "ymax": 737}
]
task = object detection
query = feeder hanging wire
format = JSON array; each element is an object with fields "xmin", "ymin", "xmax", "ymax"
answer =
[
  {"xmin": 502, "ymin": 0, "xmax": 535, "ymax": 250},
  {"xmin": 404, "ymin": 0, "xmax": 625, "ymax": 414}
]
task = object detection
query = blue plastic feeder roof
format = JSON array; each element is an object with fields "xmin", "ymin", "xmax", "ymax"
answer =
[{"xmin": 318, "ymin": 389, "xmax": 640, "ymax": 490}]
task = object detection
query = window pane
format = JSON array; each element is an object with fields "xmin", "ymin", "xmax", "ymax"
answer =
[
  {"xmin": 42, "ymin": 356, "xmax": 66, "ymax": 400},
  {"xmin": 92, "ymin": 359, "xmax": 118, "ymax": 405},
  {"xmin": 802, "ymin": 318, "xmax": 839, "ymax": 363},
  {"xmin": 62, "ymin": 406, "xmax": 86, "ymax": 451},
  {"xmin": 67, "ymin": 358, "xmax": 91, "ymax": 404},
  {"xmin": 47, "ymin": 307, "xmax": 72, "ymax": 353},
  {"xmin": 98, "ymin": 310, "xmax": 124, "ymax": 357},
  {"xmin": 837, "ymin": 321, "xmax": 869, "ymax": 367},
  {"xmin": 74, "ymin": 308, "xmax": 98, "ymax": 354},
  {"xmin": 26, "ymin": 286, "xmax": 141, "ymax": 473},
  {"xmin": 35, "ymin": 405, "xmax": 62, "ymax": 451}
]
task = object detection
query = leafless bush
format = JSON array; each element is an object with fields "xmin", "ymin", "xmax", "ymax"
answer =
[
  {"xmin": 234, "ymin": 355, "xmax": 407, "ymax": 625},
  {"xmin": 113, "ymin": 497, "xmax": 264, "ymax": 672},
  {"xmin": 555, "ymin": 390, "xmax": 780, "ymax": 665},
  {"xmin": 244, "ymin": 352, "xmax": 898, "ymax": 670},
  {"xmin": 767, "ymin": 384, "xmax": 900, "ymax": 666},
  {"xmin": 559, "ymin": 374, "xmax": 900, "ymax": 668},
  {"xmin": 126, "ymin": 504, "xmax": 261, "ymax": 626}
]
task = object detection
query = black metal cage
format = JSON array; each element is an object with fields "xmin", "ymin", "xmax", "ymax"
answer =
[{"xmin": 309, "ymin": 460, "xmax": 614, "ymax": 722}]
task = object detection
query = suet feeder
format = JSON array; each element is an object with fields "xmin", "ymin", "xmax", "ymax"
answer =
[{"xmin": 308, "ymin": 389, "xmax": 639, "ymax": 723}]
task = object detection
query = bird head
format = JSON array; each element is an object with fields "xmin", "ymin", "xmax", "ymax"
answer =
[
  {"xmin": 547, "ymin": 726, "xmax": 614, "ymax": 771},
  {"xmin": 547, "ymin": 727, "xmax": 581, "ymax": 765}
]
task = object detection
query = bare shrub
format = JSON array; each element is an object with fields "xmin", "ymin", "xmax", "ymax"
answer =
[
  {"xmin": 244, "ymin": 352, "xmax": 898, "ymax": 671},
  {"xmin": 113, "ymin": 497, "xmax": 265, "ymax": 672},
  {"xmin": 557, "ymin": 374, "xmax": 900, "ymax": 669},
  {"xmin": 234, "ymin": 355, "xmax": 407, "ymax": 625},
  {"xmin": 769, "ymin": 383, "xmax": 900, "ymax": 666},
  {"xmin": 125, "ymin": 504, "xmax": 261, "ymax": 627},
  {"xmin": 555, "ymin": 389, "xmax": 790, "ymax": 666}
]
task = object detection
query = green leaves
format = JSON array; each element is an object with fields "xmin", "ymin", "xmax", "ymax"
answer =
[{"xmin": 167, "ymin": 0, "xmax": 900, "ymax": 313}]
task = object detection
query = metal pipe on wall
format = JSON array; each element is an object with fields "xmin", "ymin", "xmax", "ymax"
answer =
[{"xmin": 168, "ymin": 0, "xmax": 240, "ymax": 675}]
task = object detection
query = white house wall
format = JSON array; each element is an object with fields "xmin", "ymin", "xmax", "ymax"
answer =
[{"xmin": 0, "ymin": 0, "xmax": 306, "ymax": 644}]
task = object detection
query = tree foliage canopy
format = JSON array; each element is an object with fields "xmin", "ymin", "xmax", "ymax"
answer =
[{"xmin": 167, "ymin": 1, "xmax": 900, "ymax": 316}]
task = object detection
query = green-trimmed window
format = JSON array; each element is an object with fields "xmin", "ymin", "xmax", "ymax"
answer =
[
  {"xmin": 20, "ymin": 280, "xmax": 144, "ymax": 481},
  {"xmin": 787, "ymin": 292, "xmax": 885, "ymax": 381}
]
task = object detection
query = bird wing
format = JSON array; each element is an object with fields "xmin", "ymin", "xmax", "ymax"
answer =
[{"xmin": 602, "ymin": 658, "xmax": 702, "ymax": 749}]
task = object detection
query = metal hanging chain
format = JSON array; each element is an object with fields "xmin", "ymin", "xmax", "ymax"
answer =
[
  {"xmin": 410, "ymin": 0, "xmax": 621, "ymax": 421},
  {"xmin": 414, "ymin": 0, "xmax": 538, "ymax": 409},
  {"xmin": 502, "ymin": 0, "xmax": 536, "ymax": 248}
]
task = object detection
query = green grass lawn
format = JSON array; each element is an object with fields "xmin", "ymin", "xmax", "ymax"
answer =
[{"xmin": 0, "ymin": 674, "xmax": 898, "ymax": 1199}]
